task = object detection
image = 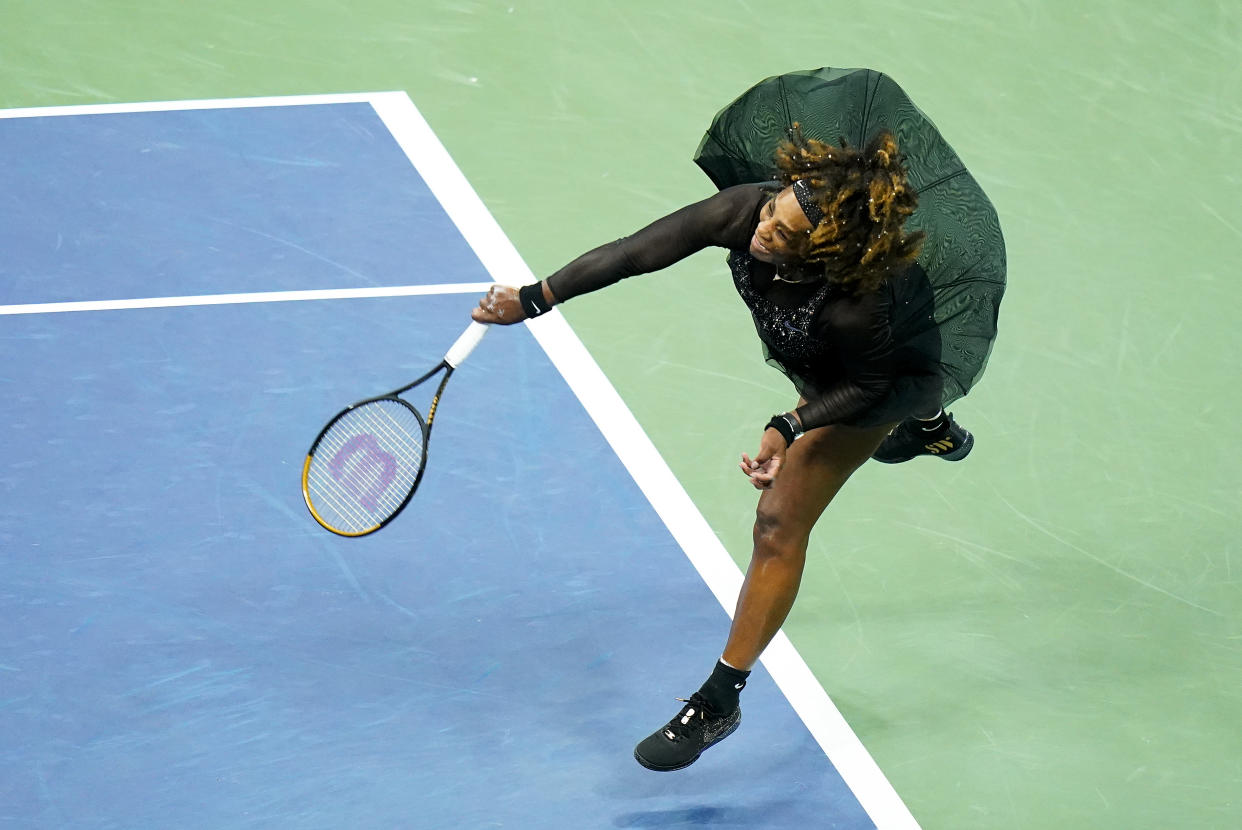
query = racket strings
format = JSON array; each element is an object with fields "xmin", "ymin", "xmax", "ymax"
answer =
[
  {"xmin": 305, "ymin": 400, "xmax": 426, "ymax": 534},
  {"xmin": 309, "ymin": 409, "xmax": 422, "ymax": 530}
]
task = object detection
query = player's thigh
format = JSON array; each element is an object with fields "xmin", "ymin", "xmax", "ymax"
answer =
[{"xmin": 755, "ymin": 419, "xmax": 896, "ymax": 540}]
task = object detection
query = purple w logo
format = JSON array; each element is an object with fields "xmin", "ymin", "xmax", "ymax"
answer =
[{"xmin": 328, "ymin": 434, "xmax": 399, "ymax": 513}]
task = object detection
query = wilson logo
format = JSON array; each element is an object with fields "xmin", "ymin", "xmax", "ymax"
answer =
[{"xmin": 328, "ymin": 434, "xmax": 398, "ymax": 513}]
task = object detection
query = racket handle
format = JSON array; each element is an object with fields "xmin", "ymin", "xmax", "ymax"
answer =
[{"xmin": 444, "ymin": 321, "xmax": 490, "ymax": 368}]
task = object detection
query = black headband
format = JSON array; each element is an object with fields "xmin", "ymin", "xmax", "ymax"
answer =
[{"xmin": 791, "ymin": 179, "xmax": 824, "ymax": 228}]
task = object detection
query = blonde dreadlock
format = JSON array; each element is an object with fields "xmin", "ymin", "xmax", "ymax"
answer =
[{"xmin": 774, "ymin": 125, "xmax": 924, "ymax": 294}]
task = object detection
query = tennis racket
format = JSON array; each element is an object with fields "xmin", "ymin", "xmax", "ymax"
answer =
[{"xmin": 302, "ymin": 321, "xmax": 489, "ymax": 537}]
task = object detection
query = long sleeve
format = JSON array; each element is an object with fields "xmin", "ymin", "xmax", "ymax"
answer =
[
  {"xmin": 793, "ymin": 291, "xmax": 896, "ymax": 429},
  {"xmin": 544, "ymin": 184, "xmax": 768, "ymax": 303}
]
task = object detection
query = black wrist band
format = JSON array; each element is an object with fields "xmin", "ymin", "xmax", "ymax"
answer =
[
  {"xmin": 765, "ymin": 412, "xmax": 803, "ymax": 447},
  {"xmin": 518, "ymin": 283, "xmax": 553, "ymax": 318}
]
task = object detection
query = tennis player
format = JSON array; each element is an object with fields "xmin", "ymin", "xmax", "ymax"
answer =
[{"xmin": 471, "ymin": 75, "xmax": 1004, "ymax": 770}]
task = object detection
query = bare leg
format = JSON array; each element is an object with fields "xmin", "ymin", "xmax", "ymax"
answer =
[
  {"xmin": 633, "ymin": 415, "xmax": 898, "ymax": 771},
  {"xmin": 721, "ymin": 418, "xmax": 895, "ymax": 670}
]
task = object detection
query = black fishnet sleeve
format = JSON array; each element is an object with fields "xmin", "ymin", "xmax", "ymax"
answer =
[
  {"xmin": 544, "ymin": 185, "xmax": 767, "ymax": 302},
  {"xmin": 794, "ymin": 295, "xmax": 896, "ymax": 430}
]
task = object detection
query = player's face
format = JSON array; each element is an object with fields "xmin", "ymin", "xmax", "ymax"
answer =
[{"xmin": 749, "ymin": 187, "xmax": 813, "ymax": 264}]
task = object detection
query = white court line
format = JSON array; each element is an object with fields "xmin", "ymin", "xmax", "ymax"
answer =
[
  {"xmin": 0, "ymin": 92, "xmax": 384, "ymax": 120},
  {"xmin": 0, "ymin": 284, "xmax": 493, "ymax": 316},
  {"xmin": 3, "ymin": 92, "xmax": 920, "ymax": 830}
]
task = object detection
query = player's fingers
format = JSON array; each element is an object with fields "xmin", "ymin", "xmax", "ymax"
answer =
[{"xmin": 472, "ymin": 288, "xmax": 520, "ymax": 325}]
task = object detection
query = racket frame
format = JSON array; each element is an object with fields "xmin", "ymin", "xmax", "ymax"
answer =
[{"xmin": 302, "ymin": 361, "xmax": 454, "ymax": 537}]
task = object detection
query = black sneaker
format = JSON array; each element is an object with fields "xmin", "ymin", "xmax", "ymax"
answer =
[
  {"xmin": 633, "ymin": 693, "xmax": 740, "ymax": 772},
  {"xmin": 872, "ymin": 412, "xmax": 974, "ymax": 463}
]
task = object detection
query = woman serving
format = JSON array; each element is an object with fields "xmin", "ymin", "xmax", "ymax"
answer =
[{"xmin": 472, "ymin": 67, "xmax": 1006, "ymax": 772}]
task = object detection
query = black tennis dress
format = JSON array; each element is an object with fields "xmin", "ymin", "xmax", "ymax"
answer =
[{"xmin": 546, "ymin": 68, "xmax": 1006, "ymax": 431}]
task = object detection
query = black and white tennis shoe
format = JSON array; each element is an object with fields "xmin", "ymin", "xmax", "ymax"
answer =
[{"xmin": 634, "ymin": 693, "xmax": 740, "ymax": 771}]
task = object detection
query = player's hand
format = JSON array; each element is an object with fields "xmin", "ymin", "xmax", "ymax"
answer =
[
  {"xmin": 471, "ymin": 285, "xmax": 526, "ymax": 325},
  {"xmin": 740, "ymin": 428, "xmax": 788, "ymax": 490}
]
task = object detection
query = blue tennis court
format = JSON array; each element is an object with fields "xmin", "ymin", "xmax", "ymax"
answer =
[{"xmin": 1, "ymin": 98, "xmax": 903, "ymax": 828}]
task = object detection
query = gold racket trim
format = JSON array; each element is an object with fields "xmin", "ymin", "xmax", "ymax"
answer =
[{"xmin": 301, "ymin": 454, "xmax": 382, "ymax": 537}]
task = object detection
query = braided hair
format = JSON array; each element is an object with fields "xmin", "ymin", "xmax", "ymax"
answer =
[{"xmin": 774, "ymin": 124, "xmax": 924, "ymax": 294}]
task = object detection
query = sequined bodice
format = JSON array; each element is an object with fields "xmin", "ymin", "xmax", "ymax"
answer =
[{"xmin": 728, "ymin": 251, "xmax": 838, "ymax": 373}]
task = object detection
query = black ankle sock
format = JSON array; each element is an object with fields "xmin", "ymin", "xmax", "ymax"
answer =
[{"xmin": 696, "ymin": 660, "xmax": 751, "ymax": 715}]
